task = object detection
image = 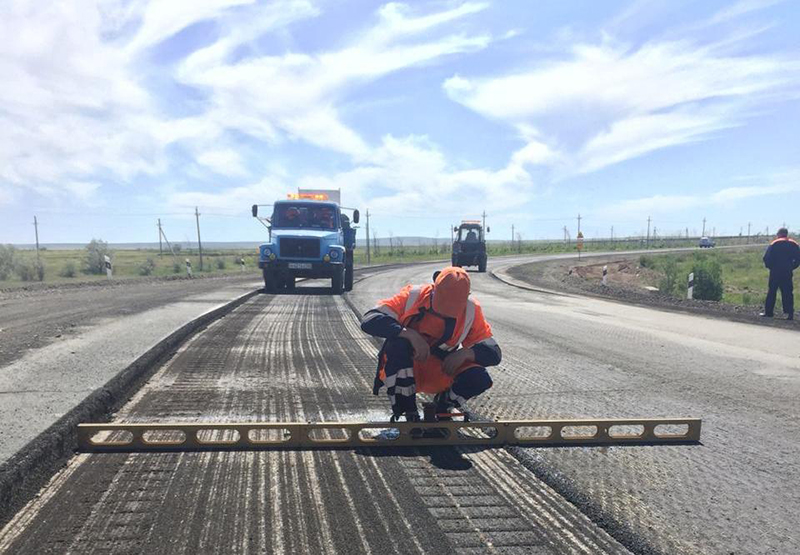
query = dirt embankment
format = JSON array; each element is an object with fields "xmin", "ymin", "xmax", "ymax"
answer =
[{"xmin": 508, "ymin": 254, "xmax": 798, "ymax": 328}]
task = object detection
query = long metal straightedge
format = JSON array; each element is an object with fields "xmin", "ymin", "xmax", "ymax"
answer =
[{"xmin": 78, "ymin": 417, "xmax": 701, "ymax": 452}]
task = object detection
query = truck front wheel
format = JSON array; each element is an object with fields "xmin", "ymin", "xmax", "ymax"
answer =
[
  {"xmin": 263, "ymin": 268, "xmax": 277, "ymax": 293},
  {"xmin": 478, "ymin": 256, "xmax": 487, "ymax": 273},
  {"xmin": 331, "ymin": 266, "xmax": 345, "ymax": 295}
]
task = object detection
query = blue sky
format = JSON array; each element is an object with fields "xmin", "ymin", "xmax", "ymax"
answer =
[{"xmin": 1, "ymin": 0, "xmax": 799, "ymax": 244}]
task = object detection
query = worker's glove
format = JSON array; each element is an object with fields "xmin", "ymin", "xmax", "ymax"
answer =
[
  {"xmin": 398, "ymin": 328, "xmax": 430, "ymax": 362},
  {"xmin": 442, "ymin": 348, "xmax": 475, "ymax": 376}
]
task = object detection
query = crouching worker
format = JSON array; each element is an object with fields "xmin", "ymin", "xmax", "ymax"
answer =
[{"xmin": 360, "ymin": 266, "xmax": 501, "ymax": 422}]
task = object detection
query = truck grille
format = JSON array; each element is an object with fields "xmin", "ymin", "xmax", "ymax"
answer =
[{"xmin": 280, "ymin": 238, "xmax": 320, "ymax": 259}]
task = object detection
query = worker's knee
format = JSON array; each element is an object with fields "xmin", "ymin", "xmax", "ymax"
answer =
[
  {"xmin": 454, "ymin": 366, "xmax": 493, "ymax": 397},
  {"xmin": 384, "ymin": 338, "xmax": 414, "ymax": 367}
]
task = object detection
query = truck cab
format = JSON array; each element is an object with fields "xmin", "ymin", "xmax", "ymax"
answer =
[
  {"xmin": 452, "ymin": 221, "xmax": 488, "ymax": 272},
  {"xmin": 252, "ymin": 192, "xmax": 358, "ymax": 294}
]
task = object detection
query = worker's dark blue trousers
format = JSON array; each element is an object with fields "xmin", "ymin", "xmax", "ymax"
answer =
[
  {"xmin": 383, "ymin": 338, "xmax": 493, "ymax": 416},
  {"xmin": 765, "ymin": 271, "xmax": 794, "ymax": 316}
]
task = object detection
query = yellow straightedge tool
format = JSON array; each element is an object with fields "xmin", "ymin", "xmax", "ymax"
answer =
[{"xmin": 78, "ymin": 417, "xmax": 701, "ymax": 452}]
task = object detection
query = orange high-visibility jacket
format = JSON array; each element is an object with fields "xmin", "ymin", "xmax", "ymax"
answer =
[{"xmin": 370, "ymin": 283, "xmax": 495, "ymax": 393}]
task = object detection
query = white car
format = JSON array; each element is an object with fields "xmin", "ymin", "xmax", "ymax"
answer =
[{"xmin": 699, "ymin": 236, "xmax": 715, "ymax": 248}]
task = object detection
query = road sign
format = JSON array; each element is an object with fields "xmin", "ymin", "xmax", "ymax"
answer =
[{"xmin": 104, "ymin": 255, "xmax": 112, "ymax": 279}]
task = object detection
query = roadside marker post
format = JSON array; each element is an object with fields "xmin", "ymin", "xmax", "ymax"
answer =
[
  {"xmin": 186, "ymin": 259, "xmax": 193, "ymax": 278},
  {"xmin": 240, "ymin": 258, "xmax": 245, "ymax": 272},
  {"xmin": 688, "ymin": 272, "xmax": 694, "ymax": 299},
  {"xmin": 104, "ymin": 255, "xmax": 112, "ymax": 279},
  {"xmin": 577, "ymin": 231, "xmax": 584, "ymax": 260},
  {"xmin": 602, "ymin": 265, "xmax": 608, "ymax": 286}
]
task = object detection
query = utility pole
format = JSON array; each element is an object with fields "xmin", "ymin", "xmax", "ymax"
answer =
[
  {"xmin": 610, "ymin": 226, "xmax": 614, "ymax": 242},
  {"xmin": 511, "ymin": 224, "xmax": 515, "ymax": 251},
  {"xmin": 577, "ymin": 213, "xmax": 582, "ymax": 235},
  {"xmin": 482, "ymin": 210, "xmax": 487, "ymax": 231},
  {"xmin": 33, "ymin": 215, "xmax": 40, "ymax": 265},
  {"xmin": 646, "ymin": 216, "xmax": 651, "ymax": 247},
  {"xmin": 563, "ymin": 226, "xmax": 568, "ymax": 244},
  {"xmin": 686, "ymin": 227, "xmax": 689, "ymax": 239},
  {"xmin": 195, "ymin": 206, "xmax": 203, "ymax": 271},
  {"xmin": 365, "ymin": 210, "xmax": 371, "ymax": 264},
  {"xmin": 653, "ymin": 226, "xmax": 657, "ymax": 240},
  {"xmin": 702, "ymin": 217, "xmax": 706, "ymax": 236},
  {"xmin": 747, "ymin": 222, "xmax": 751, "ymax": 241},
  {"xmin": 158, "ymin": 219, "xmax": 163, "ymax": 256}
]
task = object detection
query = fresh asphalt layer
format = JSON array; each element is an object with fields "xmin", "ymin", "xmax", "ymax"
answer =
[{"xmin": 1, "ymin": 252, "xmax": 798, "ymax": 554}]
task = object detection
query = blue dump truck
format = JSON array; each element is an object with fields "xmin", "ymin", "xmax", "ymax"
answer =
[{"xmin": 252, "ymin": 190, "xmax": 359, "ymax": 294}]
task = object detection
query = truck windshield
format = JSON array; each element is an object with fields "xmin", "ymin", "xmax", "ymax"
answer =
[{"xmin": 273, "ymin": 204, "xmax": 337, "ymax": 230}]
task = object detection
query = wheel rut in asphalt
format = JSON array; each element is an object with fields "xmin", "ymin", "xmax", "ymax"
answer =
[{"xmin": 1, "ymin": 289, "xmax": 628, "ymax": 554}]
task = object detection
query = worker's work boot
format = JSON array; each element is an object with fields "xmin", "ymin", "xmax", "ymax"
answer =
[{"xmin": 432, "ymin": 391, "xmax": 455, "ymax": 421}]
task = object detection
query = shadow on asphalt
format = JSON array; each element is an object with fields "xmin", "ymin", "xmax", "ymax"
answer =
[{"xmin": 359, "ymin": 445, "xmax": 496, "ymax": 471}]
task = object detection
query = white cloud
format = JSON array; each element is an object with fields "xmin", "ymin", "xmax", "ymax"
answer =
[
  {"xmin": 195, "ymin": 148, "xmax": 248, "ymax": 176},
  {"xmin": 167, "ymin": 175, "xmax": 286, "ymax": 214},
  {"xmin": 297, "ymin": 134, "xmax": 535, "ymax": 218},
  {"xmin": 604, "ymin": 173, "xmax": 800, "ymax": 219},
  {"xmin": 444, "ymin": 31, "xmax": 800, "ymax": 176},
  {"xmin": 0, "ymin": 1, "xmax": 491, "ymax": 208},
  {"xmin": 177, "ymin": 2, "xmax": 491, "ymax": 158}
]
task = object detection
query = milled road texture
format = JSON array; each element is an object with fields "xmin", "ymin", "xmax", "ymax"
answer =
[{"xmin": 0, "ymin": 281, "xmax": 627, "ymax": 554}]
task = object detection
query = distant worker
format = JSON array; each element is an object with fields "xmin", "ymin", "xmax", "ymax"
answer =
[
  {"xmin": 360, "ymin": 267, "xmax": 501, "ymax": 421},
  {"xmin": 465, "ymin": 229, "xmax": 478, "ymax": 242},
  {"xmin": 761, "ymin": 227, "xmax": 800, "ymax": 320}
]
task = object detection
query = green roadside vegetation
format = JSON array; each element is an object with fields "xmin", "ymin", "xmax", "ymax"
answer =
[
  {"xmin": 0, "ymin": 242, "xmax": 260, "ymax": 288},
  {"xmin": 637, "ymin": 248, "xmax": 782, "ymax": 306},
  {"xmin": 353, "ymin": 235, "xmax": 765, "ymax": 266},
  {"xmin": 1, "ymin": 235, "xmax": 768, "ymax": 288}
]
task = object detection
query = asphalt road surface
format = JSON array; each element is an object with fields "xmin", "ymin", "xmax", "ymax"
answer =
[{"xmin": 2, "ymin": 256, "xmax": 799, "ymax": 554}]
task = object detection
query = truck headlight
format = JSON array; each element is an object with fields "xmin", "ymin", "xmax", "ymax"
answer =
[
  {"xmin": 263, "ymin": 248, "xmax": 272, "ymax": 256},
  {"xmin": 329, "ymin": 250, "xmax": 340, "ymax": 260},
  {"xmin": 269, "ymin": 253, "xmax": 276, "ymax": 260}
]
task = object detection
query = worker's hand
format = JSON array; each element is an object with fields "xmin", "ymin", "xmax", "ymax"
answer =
[
  {"xmin": 399, "ymin": 328, "xmax": 430, "ymax": 362},
  {"xmin": 442, "ymin": 348, "xmax": 475, "ymax": 376}
]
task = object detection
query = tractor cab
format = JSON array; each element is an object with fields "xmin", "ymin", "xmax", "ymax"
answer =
[{"xmin": 452, "ymin": 220, "xmax": 489, "ymax": 272}]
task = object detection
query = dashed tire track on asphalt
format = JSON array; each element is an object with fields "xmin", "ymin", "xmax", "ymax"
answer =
[{"xmin": 0, "ymin": 285, "xmax": 628, "ymax": 555}]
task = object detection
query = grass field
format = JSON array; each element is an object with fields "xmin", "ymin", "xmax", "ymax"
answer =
[
  {"xmin": 0, "ymin": 246, "xmax": 261, "ymax": 287},
  {"xmin": 637, "ymin": 248, "xmax": 785, "ymax": 306}
]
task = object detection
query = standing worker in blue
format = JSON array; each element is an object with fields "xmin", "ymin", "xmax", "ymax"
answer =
[{"xmin": 761, "ymin": 228, "xmax": 800, "ymax": 320}]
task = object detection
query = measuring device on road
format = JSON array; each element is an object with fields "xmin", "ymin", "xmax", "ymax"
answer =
[{"xmin": 78, "ymin": 408, "xmax": 701, "ymax": 453}]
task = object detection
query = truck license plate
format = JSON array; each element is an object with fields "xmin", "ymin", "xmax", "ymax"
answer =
[{"xmin": 288, "ymin": 262, "xmax": 312, "ymax": 269}]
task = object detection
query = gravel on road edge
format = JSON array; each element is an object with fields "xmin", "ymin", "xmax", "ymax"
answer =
[{"xmin": 503, "ymin": 254, "xmax": 798, "ymax": 330}]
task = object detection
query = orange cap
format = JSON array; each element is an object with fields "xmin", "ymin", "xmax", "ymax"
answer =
[{"xmin": 432, "ymin": 266, "xmax": 470, "ymax": 318}]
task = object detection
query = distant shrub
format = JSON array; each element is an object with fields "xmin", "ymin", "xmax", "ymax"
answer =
[
  {"xmin": 173, "ymin": 261, "xmax": 182, "ymax": 274},
  {"xmin": 15, "ymin": 259, "xmax": 44, "ymax": 282},
  {"xmin": 172, "ymin": 243, "xmax": 182, "ymax": 253},
  {"xmin": 692, "ymin": 259, "xmax": 723, "ymax": 301},
  {"xmin": 84, "ymin": 239, "xmax": 111, "ymax": 275},
  {"xmin": 0, "ymin": 245, "xmax": 15, "ymax": 280},
  {"xmin": 658, "ymin": 256, "xmax": 679, "ymax": 295},
  {"xmin": 138, "ymin": 257, "xmax": 156, "ymax": 276},
  {"xmin": 639, "ymin": 254, "xmax": 654, "ymax": 268},
  {"xmin": 59, "ymin": 262, "xmax": 77, "ymax": 278},
  {"xmin": 216, "ymin": 258, "xmax": 226, "ymax": 270}
]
